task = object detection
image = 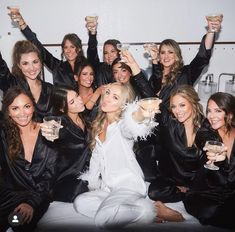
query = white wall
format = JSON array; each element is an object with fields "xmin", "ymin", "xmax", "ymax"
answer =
[{"xmin": 0, "ymin": 0, "xmax": 235, "ymax": 106}]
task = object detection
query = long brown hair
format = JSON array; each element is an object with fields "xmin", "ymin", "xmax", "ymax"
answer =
[
  {"xmin": 12, "ymin": 40, "xmax": 42, "ymax": 81},
  {"xmin": 159, "ymin": 39, "xmax": 184, "ymax": 86},
  {"xmin": 2, "ymin": 87, "xmax": 36, "ymax": 160}
]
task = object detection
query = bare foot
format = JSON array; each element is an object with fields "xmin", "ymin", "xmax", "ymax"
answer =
[{"xmin": 155, "ymin": 201, "xmax": 185, "ymax": 222}]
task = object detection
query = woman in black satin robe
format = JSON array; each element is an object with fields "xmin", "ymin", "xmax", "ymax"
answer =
[
  {"xmin": 148, "ymin": 85, "xmax": 204, "ymax": 206},
  {"xmin": 147, "ymin": 15, "xmax": 223, "ymax": 107},
  {"xmin": 0, "ymin": 40, "xmax": 53, "ymax": 122},
  {"xmin": 13, "ymin": 12, "xmax": 87, "ymax": 88},
  {"xmin": 183, "ymin": 92, "xmax": 235, "ymax": 230},
  {"xmin": 41, "ymin": 85, "xmax": 91, "ymax": 202},
  {"xmin": 0, "ymin": 87, "xmax": 57, "ymax": 232}
]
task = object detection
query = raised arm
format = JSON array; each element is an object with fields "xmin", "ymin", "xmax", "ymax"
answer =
[
  {"xmin": 0, "ymin": 52, "xmax": 17, "ymax": 92},
  {"xmin": 121, "ymin": 50, "xmax": 155, "ymax": 98},
  {"xmin": 85, "ymin": 16, "xmax": 100, "ymax": 72},
  {"xmin": 188, "ymin": 15, "xmax": 223, "ymax": 85},
  {"xmin": 11, "ymin": 12, "xmax": 61, "ymax": 71}
]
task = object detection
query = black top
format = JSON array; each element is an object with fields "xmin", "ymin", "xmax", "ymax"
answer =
[
  {"xmin": 21, "ymin": 26, "xmax": 86, "ymax": 88},
  {"xmin": 51, "ymin": 115, "xmax": 91, "ymax": 202},
  {"xmin": 147, "ymin": 104, "xmax": 203, "ymax": 202},
  {"xmin": 149, "ymin": 34, "xmax": 214, "ymax": 107},
  {"xmin": 183, "ymin": 119, "xmax": 235, "ymax": 229},
  {"xmin": 87, "ymin": 33, "xmax": 115, "ymax": 87},
  {"xmin": 0, "ymin": 52, "xmax": 53, "ymax": 122},
  {"xmin": 0, "ymin": 125, "xmax": 57, "ymax": 215}
]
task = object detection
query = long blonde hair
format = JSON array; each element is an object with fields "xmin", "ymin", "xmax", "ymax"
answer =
[{"xmin": 90, "ymin": 82, "xmax": 135, "ymax": 149}]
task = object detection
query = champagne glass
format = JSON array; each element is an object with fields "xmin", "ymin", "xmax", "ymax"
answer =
[
  {"xmin": 143, "ymin": 43, "xmax": 156, "ymax": 60},
  {"xmin": 138, "ymin": 97, "xmax": 161, "ymax": 125},
  {"xmin": 7, "ymin": 6, "xmax": 20, "ymax": 28},
  {"xmin": 204, "ymin": 140, "xmax": 224, "ymax": 170},
  {"xmin": 117, "ymin": 43, "xmax": 130, "ymax": 62},
  {"xmin": 206, "ymin": 13, "xmax": 223, "ymax": 32},
  {"xmin": 85, "ymin": 14, "xmax": 98, "ymax": 35}
]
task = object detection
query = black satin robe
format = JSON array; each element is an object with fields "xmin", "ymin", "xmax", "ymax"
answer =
[
  {"xmin": 0, "ymin": 125, "xmax": 57, "ymax": 231},
  {"xmin": 21, "ymin": 26, "xmax": 87, "ymax": 88},
  {"xmin": 149, "ymin": 34, "xmax": 214, "ymax": 107},
  {"xmin": 147, "ymin": 105, "xmax": 203, "ymax": 202},
  {"xmin": 183, "ymin": 119, "xmax": 235, "ymax": 230},
  {"xmin": 0, "ymin": 52, "xmax": 53, "ymax": 122},
  {"xmin": 51, "ymin": 115, "xmax": 91, "ymax": 202},
  {"xmin": 87, "ymin": 33, "xmax": 115, "ymax": 87}
]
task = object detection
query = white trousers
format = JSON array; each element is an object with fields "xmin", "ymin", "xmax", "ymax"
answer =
[{"xmin": 73, "ymin": 188, "xmax": 156, "ymax": 228}]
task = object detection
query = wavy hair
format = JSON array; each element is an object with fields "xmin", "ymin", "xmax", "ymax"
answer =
[
  {"xmin": 11, "ymin": 40, "xmax": 42, "ymax": 81},
  {"xmin": 2, "ymin": 87, "xmax": 36, "ymax": 160},
  {"xmin": 170, "ymin": 85, "xmax": 204, "ymax": 132},
  {"xmin": 159, "ymin": 39, "xmax": 184, "ymax": 86},
  {"xmin": 90, "ymin": 82, "xmax": 135, "ymax": 149}
]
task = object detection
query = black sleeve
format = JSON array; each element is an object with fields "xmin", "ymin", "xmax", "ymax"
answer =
[
  {"xmin": 87, "ymin": 33, "xmax": 100, "ymax": 72},
  {"xmin": 21, "ymin": 26, "xmax": 61, "ymax": 72}
]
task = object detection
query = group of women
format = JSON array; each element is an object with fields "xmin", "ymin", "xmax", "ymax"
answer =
[{"xmin": 0, "ymin": 9, "xmax": 234, "ymax": 232}]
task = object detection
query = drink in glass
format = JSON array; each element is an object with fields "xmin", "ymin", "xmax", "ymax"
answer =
[
  {"xmin": 206, "ymin": 13, "xmax": 223, "ymax": 32},
  {"xmin": 203, "ymin": 140, "xmax": 224, "ymax": 170},
  {"xmin": 117, "ymin": 43, "xmax": 130, "ymax": 62},
  {"xmin": 43, "ymin": 116, "xmax": 61, "ymax": 140},
  {"xmin": 7, "ymin": 6, "xmax": 20, "ymax": 28},
  {"xmin": 138, "ymin": 97, "xmax": 161, "ymax": 124}
]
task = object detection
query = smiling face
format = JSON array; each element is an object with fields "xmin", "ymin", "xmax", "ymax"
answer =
[
  {"xmin": 67, "ymin": 90, "xmax": 85, "ymax": 115},
  {"xmin": 207, "ymin": 99, "xmax": 226, "ymax": 131},
  {"xmin": 103, "ymin": 44, "xmax": 119, "ymax": 65},
  {"xmin": 159, "ymin": 44, "xmax": 177, "ymax": 69},
  {"xmin": 63, "ymin": 39, "xmax": 79, "ymax": 62},
  {"xmin": 112, "ymin": 62, "xmax": 131, "ymax": 84},
  {"xmin": 76, "ymin": 65, "xmax": 94, "ymax": 88},
  {"xmin": 18, "ymin": 52, "xmax": 42, "ymax": 80},
  {"xmin": 8, "ymin": 93, "xmax": 34, "ymax": 128},
  {"xmin": 170, "ymin": 94, "xmax": 193, "ymax": 125}
]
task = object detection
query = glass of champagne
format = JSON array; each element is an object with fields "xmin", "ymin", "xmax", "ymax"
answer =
[
  {"xmin": 85, "ymin": 15, "xmax": 98, "ymax": 35},
  {"xmin": 138, "ymin": 97, "xmax": 161, "ymax": 125},
  {"xmin": 206, "ymin": 13, "xmax": 223, "ymax": 32},
  {"xmin": 203, "ymin": 140, "xmax": 224, "ymax": 170},
  {"xmin": 117, "ymin": 43, "xmax": 130, "ymax": 62},
  {"xmin": 7, "ymin": 6, "xmax": 20, "ymax": 28}
]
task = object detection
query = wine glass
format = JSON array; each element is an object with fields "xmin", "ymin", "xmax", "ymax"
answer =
[
  {"xmin": 203, "ymin": 140, "xmax": 224, "ymax": 170},
  {"xmin": 206, "ymin": 13, "xmax": 223, "ymax": 32},
  {"xmin": 7, "ymin": 6, "xmax": 20, "ymax": 28},
  {"xmin": 117, "ymin": 43, "xmax": 130, "ymax": 62},
  {"xmin": 138, "ymin": 97, "xmax": 161, "ymax": 125},
  {"xmin": 143, "ymin": 43, "xmax": 156, "ymax": 60}
]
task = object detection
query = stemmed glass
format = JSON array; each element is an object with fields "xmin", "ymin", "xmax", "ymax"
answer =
[
  {"xmin": 143, "ymin": 43, "xmax": 157, "ymax": 60},
  {"xmin": 138, "ymin": 97, "xmax": 161, "ymax": 125},
  {"xmin": 203, "ymin": 140, "xmax": 224, "ymax": 170},
  {"xmin": 7, "ymin": 6, "xmax": 20, "ymax": 28},
  {"xmin": 117, "ymin": 43, "xmax": 130, "ymax": 62},
  {"xmin": 206, "ymin": 13, "xmax": 223, "ymax": 32}
]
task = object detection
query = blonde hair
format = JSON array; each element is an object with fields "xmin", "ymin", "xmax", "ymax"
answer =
[
  {"xmin": 170, "ymin": 85, "xmax": 204, "ymax": 132},
  {"xmin": 90, "ymin": 82, "xmax": 135, "ymax": 149}
]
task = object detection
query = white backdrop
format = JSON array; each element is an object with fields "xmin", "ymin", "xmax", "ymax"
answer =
[{"xmin": 0, "ymin": 0, "xmax": 235, "ymax": 108}]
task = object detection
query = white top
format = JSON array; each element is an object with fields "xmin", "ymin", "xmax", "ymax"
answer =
[{"xmin": 81, "ymin": 102, "xmax": 158, "ymax": 196}]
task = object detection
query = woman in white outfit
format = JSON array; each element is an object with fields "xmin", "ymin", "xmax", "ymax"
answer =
[{"xmin": 73, "ymin": 82, "xmax": 183, "ymax": 228}]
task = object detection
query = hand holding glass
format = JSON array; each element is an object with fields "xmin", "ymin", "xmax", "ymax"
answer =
[
  {"xmin": 42, "ymin": 116, "xmax": 62, "ymax": 141},
  {"xmin": 117, "ymin": 43, "xmax": 130, "ymax": 62},
  {"xmin": 206, "ymin": 13, "xmax": 223, "ymax": 32},
  {"xmin": 85, "ymin": 15, "xmax": 98, "ymax": 34},
  {"xmin": 138, "ymin": 97, "xmax": 161, "ymax": 124},
  {"xmin": 143, "ymin": 43, "xmax": 158, "ymax": 60},
  {"xmin": 203, "ymin": 140, "xmax": 224, "ymax": 170},
  {"xmin": 7, "ymin": 6, "xmax": 20, "ymax": 28}
]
